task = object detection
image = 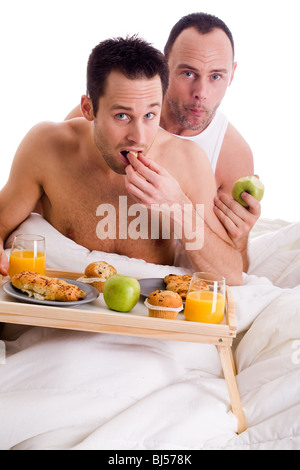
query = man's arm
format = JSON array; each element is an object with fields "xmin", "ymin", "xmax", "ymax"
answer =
[
  {"xmin": 0, "ymin": 124, "xmax": 46, "ymax": 275},
  {"xmin": 214, "ymin": 123, "xmax": 261, "ymax": 271},
  {"xmin": 214, "ymin": 192, "xmax": 261, "ymax": 272},
  {"xmin": 215, "ymin": 123, "xmax": 254, "ymax": 197},
  {"xmin": 125, "ymin": 151, "xmax": 243, "ymax": 286}
]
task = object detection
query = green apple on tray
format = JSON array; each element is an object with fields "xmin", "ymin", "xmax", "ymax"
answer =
[
  {"xmin": 103, "ymin": 274, "xmax": 141, "ymax": 312},
  {"xmin": 232, "ymin": 176, "xmax": 265, "ymax": 208}
]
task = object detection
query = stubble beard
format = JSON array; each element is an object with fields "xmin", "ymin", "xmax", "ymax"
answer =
[
  {"xmin": 94, "ymin": 131, "xmax": 126, "ymax": 175},
  {"xmin": 167, "ymin": 96, "xmax": 219, "ymax": 133}
]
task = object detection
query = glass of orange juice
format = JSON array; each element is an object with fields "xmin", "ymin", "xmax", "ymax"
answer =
[
  {"xmin": 8, "ymin": 234, "xmax": 46, "ymax": 278},
  {"xmin": 184, "ymin": 272, "xmax": 226, "ymax": 324}
]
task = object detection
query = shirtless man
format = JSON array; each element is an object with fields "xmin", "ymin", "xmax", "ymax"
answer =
[
  {"xmin": 66, "ymin": 13, "xmax": 260, "ymax": 271},
  {"xmin": 0, "ymin": 36, "xmax": 243, "ymax": 285}
]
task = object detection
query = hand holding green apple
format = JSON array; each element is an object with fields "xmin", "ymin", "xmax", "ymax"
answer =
[
  {"xmin": 232, "ymin": 176, "xmax": 265, "ymax": 208},
  {"xmin": 103, "ymin": 274, "xmax": 141, "ymax": 312}
]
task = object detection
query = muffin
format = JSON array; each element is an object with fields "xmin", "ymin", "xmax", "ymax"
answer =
[
  {"xmin": 77, "ymin": 261, "xmax": 117, "ymax": 292},
  {"xmin": 145, "ymin": 289, "xmax": 183, "ymax": 320}
]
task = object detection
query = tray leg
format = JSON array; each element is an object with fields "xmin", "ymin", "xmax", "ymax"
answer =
[{"xmin": 217, "ymin": 344, "xmax": 247, "ymax": 434}]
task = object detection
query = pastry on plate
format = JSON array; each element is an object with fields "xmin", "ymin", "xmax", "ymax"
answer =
[
  {"xmin": 11, "ymin": 271, "xmax": 86, "ymax": 302},
  {"xmin": 77, "ymin": 261, "xmax": 117, "ymax": 292},
  {"xmin": 164, "ymin": 274, "xmax": 208, "ymax": 302}
]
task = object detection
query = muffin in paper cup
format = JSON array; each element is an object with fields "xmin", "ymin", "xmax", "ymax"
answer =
[
  {"xmin": 145, "ymin": 290, "xmax": 183, "ymax": 319},
  {"xmin": 76, "ymin": 276, "xmax": 107, "ymax": 293},
  {"xmin": 77, "ymin": 261, "xmax": 117, "ymax": 292}
]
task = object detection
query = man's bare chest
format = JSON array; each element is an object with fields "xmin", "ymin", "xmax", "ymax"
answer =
[{"xmin": 41, "ymin": 171, "xmax": 175, "ymax": 264}]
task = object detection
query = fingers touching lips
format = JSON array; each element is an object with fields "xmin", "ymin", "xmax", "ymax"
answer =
[{"xmin": 120, "ymin": 150, "xmax": 141, "ymax": 165}]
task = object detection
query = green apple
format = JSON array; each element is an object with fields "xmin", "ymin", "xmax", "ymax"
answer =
[
  {"xmin": 232, "ymin": 176, "xmax": 265, "ymax": 208},
  {"xmin": 103, "ymin": 274, "xmax": 140, "ymax": 312}
]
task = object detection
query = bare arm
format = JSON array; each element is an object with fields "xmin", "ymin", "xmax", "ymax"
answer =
[
  {"xmin": 0, "ymin": 124, "xmax": 47, "ymax": 274},
  {"xmin": 214, "ymin": 123, "xmax": 261, "ymax": 271},
  {"xmin": 215, "ymin": 123, "xmax": 254, "ymax": 197},
  {"xmin": 214, "ymin": 192, "xmax": 261, "ymax": 272},
  {"xmin": 125, "ymin": 152, "xmax": 243, "ymax": 286}
]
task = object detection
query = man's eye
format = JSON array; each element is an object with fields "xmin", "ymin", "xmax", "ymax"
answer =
[
  {"xmin": 144, "ymin": 113, "xmax": 154, "ymax": 119},
  {"xmin": 212, "ymin": 74, "xmax": 221, "ymax": 81},
  {"xmin": 116, "ymin": 113, "xmax": 128, "ymax": 120},
  {"xmin": 183, "ymin": 71, "xmax": 194, "ymax": 78}
]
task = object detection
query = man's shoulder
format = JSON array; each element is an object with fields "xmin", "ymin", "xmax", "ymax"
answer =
[
  {"xmin": 153, "ymin": 128, "xmax": 211, "ymax": 180},
  {"xmin": 28, "ymin": 118, "xmax": 87, "ymax": 145},
  {"xmin": 223, "ymin": 121, "xmax": 252, "ymax": 156},
  {"xmin": 156, "ymin": 127, "xmax": 206, "ymax": 155}
]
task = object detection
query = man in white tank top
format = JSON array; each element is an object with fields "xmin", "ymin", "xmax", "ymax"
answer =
[{"xmin": 160, "ymin": 13, "xmax": 261, "ymax": 271}]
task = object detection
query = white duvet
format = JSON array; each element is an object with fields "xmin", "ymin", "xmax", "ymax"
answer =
[{"xmin": 0, "ymin": 214, "xmax": 300, "ymax": 450}]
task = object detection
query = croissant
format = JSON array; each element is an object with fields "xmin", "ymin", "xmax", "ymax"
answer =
[{"xmin": 11, "ymin": 271, "xmax": 86, "ymax": 302}]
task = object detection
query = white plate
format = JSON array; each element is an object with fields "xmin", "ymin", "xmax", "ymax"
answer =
[
  {"xmin": 138, "ymin": 278, "xmax": 166, "ymax": 298},
  {"xmin": 2, "ymin": 278, "xmax": 99, "ymax": 307}
]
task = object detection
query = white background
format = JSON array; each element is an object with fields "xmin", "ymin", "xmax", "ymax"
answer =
[{"xmin": 1, "ymin": 0, "xmax": 299, "ymax": 222}]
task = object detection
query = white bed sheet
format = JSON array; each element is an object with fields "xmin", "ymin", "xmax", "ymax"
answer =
[{"xmin": 0, "ymin": 214, "xmax": 299, "ymax": 450}]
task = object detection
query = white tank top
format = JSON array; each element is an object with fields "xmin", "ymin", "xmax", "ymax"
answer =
[{"xmin": 171, "ymin": 110, "xmax": 228, "ymax": 173}]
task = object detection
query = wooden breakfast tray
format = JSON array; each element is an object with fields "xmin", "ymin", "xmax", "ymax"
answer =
[
  {"xmin": 0, "ymin": 269, "xmax": 236, "ymax": 344},
  {"xmin": 0, "ymin": 269, "xmax": 246, "ymax": 433}
]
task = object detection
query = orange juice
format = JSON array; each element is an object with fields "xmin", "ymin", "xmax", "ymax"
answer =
[
  {"xmin": 184, "ymin": 290, "xmax": 225, "ymax": 323},
  {"xmin": 8, "ymin": 250, "xmax": 46, "ymax": 277}
]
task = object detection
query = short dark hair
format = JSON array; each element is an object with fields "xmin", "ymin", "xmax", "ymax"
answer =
[
  {"xmin": 87, "ymin": 35, "xmax": 169, "ymax": 115},
  {"xmin": 164, "ymin": 12, "xmax": 234, "ymax": 60}
]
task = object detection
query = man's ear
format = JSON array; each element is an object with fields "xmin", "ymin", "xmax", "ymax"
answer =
[
  {"xmin": 228, "ymin": 62, "xmax": 237, "ymax": 87},
  {"xmin": 81, "ymin": 95, "xmax": 95, "ymax": 121}
]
